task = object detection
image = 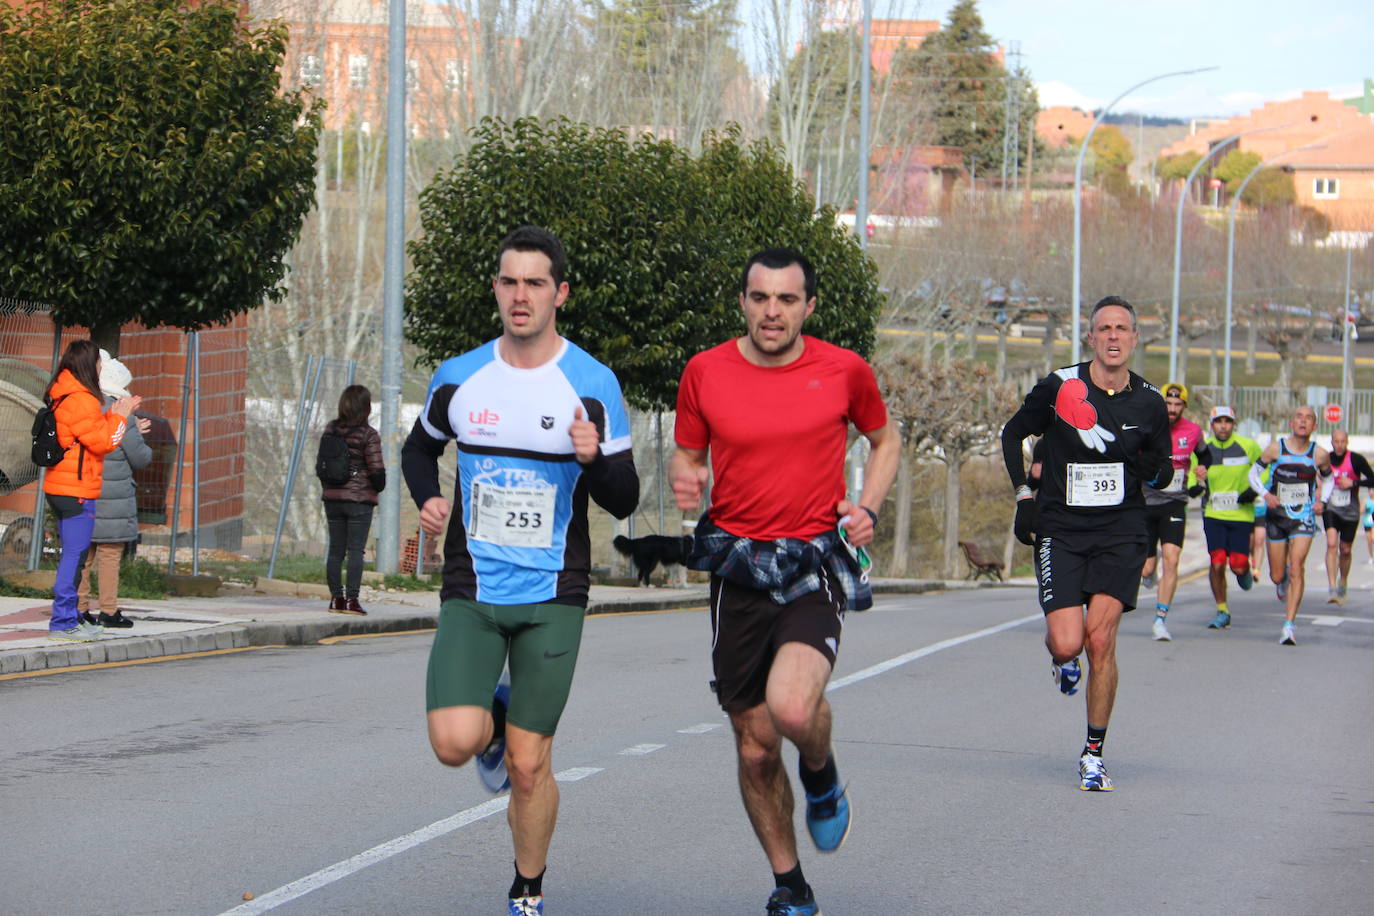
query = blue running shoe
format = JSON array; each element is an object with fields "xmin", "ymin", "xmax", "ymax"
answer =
[
  {"xmin": 804, "ymin": 782, "xmax": 851, "ymax": 852},
  {"xmin": 1079, "ymin": 753, "xmax": 1115, "ymax": 791},
  {"xmin": 765, "ymin": 886, "xmax": 821, "ymax": 916},
  {"xmin": 1207, "ymin": 610, "xmax": 1231, "ymax": 629},
  {"xmin": 477, "ymin": 671, "xmax": 511, "ymax": 793},
  {"xmin": 1052, "ymin": 657, "xmax": 1081, "ymax": 696},
  {"xmin": 508, "ymin": 894, "xmax": 543, "ymax": 916},
  {"xmin": 1236, "ymin": 570, "xmax": 1254, "ymax": 591}
]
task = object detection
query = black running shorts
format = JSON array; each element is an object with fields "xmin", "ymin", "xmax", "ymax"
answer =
[
  {"xmin": 1266, "ymin": 512, "xmax": 1316, "ymax": 542},
  {"xmin": 1325, "ymin": 511, "xmax": 1360, "ymax": 544},
  {"xmin": 1142, "ymin": 500, "xmax": 1187, "ymax": 555},
  {"xmin": 708, "ymin": 570, "xmax": 845, "ymax": 713},
  {"xmin": 1034, "ymin": 532, "xmax": 1147, "ymax": 614}
]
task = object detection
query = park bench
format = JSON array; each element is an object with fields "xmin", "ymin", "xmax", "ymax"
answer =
[{"xmin": 958, "ymin": 541, "xmax": 1003, "ymax": 582}]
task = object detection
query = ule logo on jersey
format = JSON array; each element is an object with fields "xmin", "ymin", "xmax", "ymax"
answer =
[{"xmin": 1052, "ymin": 369, "xmax": 1116, "ymax": 453}]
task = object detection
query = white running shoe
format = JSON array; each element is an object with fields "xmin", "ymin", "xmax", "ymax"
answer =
[
  {"xmin": 1079, "ymin": 753, "xmax": 1114, "ymax": 791},
  {"xmin": 1280, "ymin": 623, "xmax": 1297, "ymax": 646},
  {"xmin": 1151, "ymin": 616, "xmax": 1171, "ymax": 641}
]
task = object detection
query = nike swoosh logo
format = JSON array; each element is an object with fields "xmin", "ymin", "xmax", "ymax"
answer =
[
  {"xmin": 543, "ymin": 649, "xmax": 570, "ymax": 659},
  {"xmin": 1122, "ymin": 424, "xmax": 1139, "ymax": 430}
]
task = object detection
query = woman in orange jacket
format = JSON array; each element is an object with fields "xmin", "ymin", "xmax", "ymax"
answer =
[{"xmin": 43, "ymin": 340, "xmax": 140, "ymax": 641}]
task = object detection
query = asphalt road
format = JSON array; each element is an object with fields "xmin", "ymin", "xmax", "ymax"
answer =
[{"xmin": 3, "ymin": 574, "xmax": 1372, "ymax": 915}]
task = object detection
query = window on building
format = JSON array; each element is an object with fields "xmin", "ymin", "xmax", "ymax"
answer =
[
  {"xmin": 444, "ymin": 59, "xmax": 466, "ymax": 92},
  {"xmin": 1313, "ymin": 177, "xmax": 1340, "ymax": 199},
  {"xmin": 299, "ymin": 54, "xmax": 322, "ymax": 86},
  {"xmin": 349, "ymin": 54, "xmax": 369, "ymax": 89}
]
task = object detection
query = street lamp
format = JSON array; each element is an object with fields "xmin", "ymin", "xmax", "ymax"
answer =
[
  {"xmin": 1168, "ymin": 124, "xmax": 1292, "ymax": 382},
  {"xmin": 1222, "ymin": 140, "xmax": 1326, "ymax": 400},
  {"xmin": 1071, "ymin": 66, "xmax": 1217, "ymax": 363},
  {"xmin": 856, "ymin": 0, "xmax": 871, "ymax": 250}
]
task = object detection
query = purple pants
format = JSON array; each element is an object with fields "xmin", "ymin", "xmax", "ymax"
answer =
[{"xmin": 48, "ymin": 495, "xmax": 95, "ymax": 631}]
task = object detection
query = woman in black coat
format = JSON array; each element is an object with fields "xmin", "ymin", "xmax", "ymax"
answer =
[{"xmin": 320, "ymin": 385, "xmax": 385, "ymax": 615}]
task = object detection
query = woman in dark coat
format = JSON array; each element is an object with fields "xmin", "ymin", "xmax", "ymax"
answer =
[
  {"xmin": 321, "ymin": 385, "xmax": 385, "ymax": 615},
  {"xmin": 77, "ymin": 354, "xmax": 152, "ymax": 628}
]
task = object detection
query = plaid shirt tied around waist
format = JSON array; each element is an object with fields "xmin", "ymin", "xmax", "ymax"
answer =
[{"xmin": 687, "ymin": 514, "xmax": 873, "ymax": 611}]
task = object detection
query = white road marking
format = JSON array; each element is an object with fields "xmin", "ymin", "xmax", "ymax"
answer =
[
  {"xmin": 678, "ymin": 722, "xmax": 724, "ymax": 734},
  {"xmin": 828, "ymin": 614, "xmax": 1042, "ymax": 691},
  {"xmin": 619, "ymin": 743, "xmax": 667, "ymax": 755},
  {"xmin": 223, "ymin": 612, "xmax": 1039, "ymax": 913},
  {"xmin": 1305, "ymin": 614, "xmax": 1374, "ymax": 627}
]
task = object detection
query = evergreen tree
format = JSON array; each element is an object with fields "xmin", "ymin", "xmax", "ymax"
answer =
[{"xmin": 889, "ymin": 0, "xmax": 1035, "ymax": 176}]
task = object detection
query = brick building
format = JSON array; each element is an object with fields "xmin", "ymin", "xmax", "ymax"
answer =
[{"xmin": 1159, "ymin": 90, "xmax": 1374, "ymax": 232}]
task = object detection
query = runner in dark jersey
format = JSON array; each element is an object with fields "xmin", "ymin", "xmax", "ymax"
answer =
[
  {"xmin": 1320, "ymin": 429, "xmax": 1374, "ymax": 605},
  {"xmin": 1001, "ymin": 296, "xmax": 1172, "ymax": 791},
  {"xmin": 1248, "ymin": 406, "xmax": 1333, "ymax": 646}
]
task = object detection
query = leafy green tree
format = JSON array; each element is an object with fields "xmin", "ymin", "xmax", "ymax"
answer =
[
  {"xmin": 0, "ymin": 0, "xmax": 321, "ymax": 352},
  {"xmin": 1214, "ymin": 149, "xmax": 1262, "ymax": 192},
  {"xmin": 407, "ymin": 118, "xmax": 881, "ymax": 410},
  {"xmin": 1241, "ymin": 168, "xmax": 1296, "ymax": 208},
  {"xmin": 1157, "ymin": 151, "xmax": 1203, "ymax": 182},
  {"xmin": 888, "ymin": 0, "xmax": 1036, "ymax": 176}
]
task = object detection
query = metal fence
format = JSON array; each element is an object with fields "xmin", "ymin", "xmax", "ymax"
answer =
[{"xmin": 1190, "ymin": 385, "xmax": 1374, "ymax": 438}]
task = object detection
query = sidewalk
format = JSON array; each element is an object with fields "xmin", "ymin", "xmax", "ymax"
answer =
[{"xmin": 0, "ymin": 575, "xmax": 999, "ymax": 676}]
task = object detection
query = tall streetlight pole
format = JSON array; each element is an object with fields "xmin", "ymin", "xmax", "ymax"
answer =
[
  {"xmin": 1342, "ymin": 245, "xmax": 1353, "ymax": 420},
  {"xmin": 1071, "ymin": 67, "xmax": 1217, "ymax": 363},
  {"xmin": 1222, "ymin": 140, "xmax": 1325, "ymax": 400},
  {"xmin": 377, "ymin": 0, "xmax": 407, "ymax": 573},
  {"xmin": 1168, "ymin": 124, "xmax": 1290, "ymax": 382},
  {"xmin": 856, "ymin": 0, "xmax": 871, "ymax": 250}
]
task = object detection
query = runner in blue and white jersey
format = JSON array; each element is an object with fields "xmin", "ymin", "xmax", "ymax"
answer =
[
  {"xmin": 1248, "ymin": 405, "xmax": 1332, "ymax": 646},
  {"xmin": 402, "ymin": 227, "xmax": 638, "ymax": 916}
]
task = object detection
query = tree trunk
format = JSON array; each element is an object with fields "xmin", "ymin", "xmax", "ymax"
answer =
[
  {"xmin": 90, "ymin": 321, "xmax": 121, "ymax": 357},
  {"xmin": 995, "ymin": 326, "xmax": 1008, "ymax": 378},
  {"xmin": 1246, "ymin": 310, "xmax": 1258, "ymax": 374},
  {"xmin": 888, "ymin": 439, "xmax": 913, "ymax": 576},
  {"xmin": 942, "ymin": 455, "xmax": 962, "ymax": 579},
  {"xmin": 1041, "ymin": 311, "xmax": 1059, "ymax": 372}
]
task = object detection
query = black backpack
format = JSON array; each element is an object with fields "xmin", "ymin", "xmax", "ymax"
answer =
[
  {"xmin": 31, "ymin": 395, "xmax": 70, "ymax": 468},
  {"xmin": 315, "ymin": 430, "xmax": 354, "ymax": 487}
]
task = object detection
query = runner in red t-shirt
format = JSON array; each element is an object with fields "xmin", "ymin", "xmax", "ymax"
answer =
[{"xmin": 671, "ymin": 248, "xmax": 898, "ymax": 916}]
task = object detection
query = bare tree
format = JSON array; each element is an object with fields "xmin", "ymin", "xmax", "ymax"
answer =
[{"xmin": 873, "ymin": 346, "xmax": 1020, "ymax": 578}]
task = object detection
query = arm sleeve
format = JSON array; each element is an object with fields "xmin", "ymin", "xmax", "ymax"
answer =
[
  {"xmin": 578, "ymin": 392, "xmax": 639, "ymax": 520},
  {"xmin": 365, "ymin": 428, "xmax": 386, "ymax": 494},
  {"xmin": 847, "ymin": 356, "xmax": 889, "ymax": 433},
  {"xmin": 401, "ymin": 384, "xmax": 456, "ymax": 509},
  {"xmin": 1248, "ymin": 459, "xmax": 1271, "ymax": 494},
  {"xmin": 1320, "ymin": 472, "xmax": 1335, "ymax": 502},
  {"xmin": 1139, "ymin": 404, "xmax": 1174, "ymax": 489},
  {"xmin": 1001, "ymin": 376, "xmax": 1055, "ymax": 490},
  {"xmin": 66, "ymin": 396, "xmax": 127, "ymax": 457},
  {"xmin": 1193, "ymin": 436, "xmax": 1213, "ymax": 467},
  {"xmin": 122, "ymin": 413, "xmax": 153, "ymax": 471},
  {"xmin": 1352, "ymin": 453, "xmax": 1374, "ymax": 489},
  {"xmin": 673, "ymin": 357, "xmax": 709, "ymax": 450}
]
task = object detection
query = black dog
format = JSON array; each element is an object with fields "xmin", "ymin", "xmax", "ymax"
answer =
[{"xmin": 612, "ymin": 534, "xmax": 694, "ymax": 586}]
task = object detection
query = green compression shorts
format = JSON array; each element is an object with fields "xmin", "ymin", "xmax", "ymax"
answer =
[{"xmin": 425, "ymin": 598, "xmax": 586, "ymax": 736}]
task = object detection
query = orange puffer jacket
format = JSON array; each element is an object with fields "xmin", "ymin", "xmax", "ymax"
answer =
[{"xmin": 42, "ymin": 369, "xmax": 128, "ymax": 499}]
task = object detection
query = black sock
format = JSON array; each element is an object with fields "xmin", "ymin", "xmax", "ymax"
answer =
[
  {"xmin": 509, "ymin": 864, "xmax": 544, "ymax": 899},
  {"xmin": 1083, "ymin": 724, "xmax": 1107, "ymax": 757},
  {"xmin": 798, "ymin": 753, "xmax": 838, "ymax": 796},
  {"xmin": 772, "ymin": 863, "xmax": 809, "ymax": 899}
]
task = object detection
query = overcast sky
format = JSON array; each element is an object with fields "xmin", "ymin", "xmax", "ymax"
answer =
[{"xmin": 919, "ymin": 0, "xmax": 1369, "ymax": 119}]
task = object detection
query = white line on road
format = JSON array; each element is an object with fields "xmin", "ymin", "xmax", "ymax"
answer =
[
  {"xmin": 677, "ymin": 722, "xmax": 724, "ymax": 734},
  {"xmin": 619, "ymin": 743, "xmax": 667, "ymax": 755},
  {"xmin": 1305, "ymin": 614, "xmax": 1374, "ymax": 627},
  {"xmin": 222, "ymin": 612, "xmax": 1040, "ymax": 913},
  {"xmin": 827, "ymin": 614, "xmax": 1042, "ymax": 692}
]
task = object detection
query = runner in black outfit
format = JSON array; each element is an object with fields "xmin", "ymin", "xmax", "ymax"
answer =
[{"xmin": 1001, "ymin": 296, "xmax": 1172, "ymax": 791}]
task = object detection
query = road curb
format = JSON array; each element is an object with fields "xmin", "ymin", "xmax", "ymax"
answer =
[{"xmin": 1, "ymin": 577, "xmax": 1009, "ymax": 675}]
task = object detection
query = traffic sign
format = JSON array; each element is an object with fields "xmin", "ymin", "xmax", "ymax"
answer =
[
  {"xmin": 1209, "ymin": 177, "xmax": 1223, "ymax": 189},
  {"xmin": 1325, "ymin": 404, "xmax": 1343, "ymax": 424}
]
